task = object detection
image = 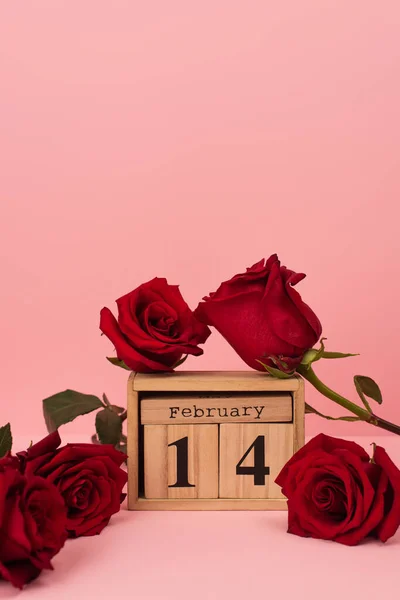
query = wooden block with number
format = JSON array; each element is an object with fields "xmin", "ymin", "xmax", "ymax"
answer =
[
  {"xmin": 144, "ymin": 424, "xmax": 218, "ymax": 499},
  {"xmin": 127, "ymin": 370, "xmax": 305, "ymax": 510},
  {"xmin": 219, "ymin": 424, "xmax": 293, "ymax": 499}
]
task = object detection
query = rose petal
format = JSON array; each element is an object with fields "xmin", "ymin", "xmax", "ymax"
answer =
[
  {"xmin": 0, "ymin": 557, "xmax": 42, "ymax": 590},
  {"xmin": 72, "ymin": 516, "xmax": 110, "ymax": 537},
  {"xmin": 276, "ymin": 434, "xmax": 370, "ymax": 490},
  {"xmin": 276, "ymin": 435, "xmax": 380, "ymax": 545},
  {"xmin": 335, "ymin": 463, "xmax": 388, "ymax": 546},
  {"xmin": 100, "ymin": 307, "xmax": 173, "ymax": 372},
  {"xmin": 263, "ymin": 259, "xmax": 322, "ymax": 350},
  {"xmin": 25, "ymin": 431, "xmax": 61, "ymax": 460},
  {"xmin": 118, "ymin": 278, "xmax": 210, "ymax": 350},
  {"xmin": 373, "ymin": 446, "xmax": 400, "ymax": 542},
  {"xmin": 289, "ymin": 463, "xmax": 359, "ymax": 539},
  {"xmin": 194, "ymin": 254, "xmax": 320, "ymax": 370},
  {"xmin": 281, "ymin": 266, "xmax": 322, "ymax": 339}
]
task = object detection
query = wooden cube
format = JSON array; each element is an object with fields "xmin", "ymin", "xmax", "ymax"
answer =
[
  {"xmin": 127, "ymin": 371, "xmax": 304, "ymax": 510},
  {"xmin": 143, "ymin": 424, "xmax": 219, "ymax": 499},
  {"xmin": 219, "ymin": 423, "xmax": 293, "ymax": 499}
]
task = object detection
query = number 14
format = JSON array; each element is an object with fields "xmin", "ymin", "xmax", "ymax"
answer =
[{"xmin": 168, "ymin": 434, "xmax": 270, "ymax": 489}]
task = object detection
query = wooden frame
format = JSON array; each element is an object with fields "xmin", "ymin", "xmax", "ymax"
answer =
[{"xmin": 127, "ymin": 371, "xmax": 305, "ymax": 510}]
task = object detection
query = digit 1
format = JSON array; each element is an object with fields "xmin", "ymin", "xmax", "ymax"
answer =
[{"xmin": 168, "ymin": 436, "xmax": 195, "ymax": 488}]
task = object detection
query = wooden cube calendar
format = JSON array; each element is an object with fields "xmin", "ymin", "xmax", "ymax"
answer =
[{"xmin": 127, "ymin": 371, "xmax": 304, "ymax": 510}]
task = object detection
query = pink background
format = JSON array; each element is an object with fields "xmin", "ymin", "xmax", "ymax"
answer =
[{"xmin": 1, "ymin": 1, "xmax": 400, "ymax": 440}]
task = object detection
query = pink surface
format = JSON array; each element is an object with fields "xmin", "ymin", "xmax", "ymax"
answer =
[
  {"xmin": 0, "ymin": 436, "xmax": 398, "ymax": 599},
  {"xmin": 1, "ymin": 2, "xmax": 400, "ymax": 438}
]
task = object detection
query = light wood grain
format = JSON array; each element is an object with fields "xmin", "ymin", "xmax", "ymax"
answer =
[
  {"xmin": 293, "ymin": 377, "xmax": 305, "ymax": 451},
  {"xmin": 127, "ymin": 372, "xmax": 139, "ymax": 510},
  {"xmin": 129, "ymin": 497, "xmax": 287, "ymax": 510},
  {"xmin": 143, "ymin": 425, "xmax": 168, "ymax": 498},
  {"xmin": 144, "ymin": 424, "xmax": 219, "ymax": 499},
  {"xmin": 219, "ymin": 423, "xmax": 293, "ymax": 499},
  {"xmin": 133, "ymin": 371, "xmax": 300, "ymax": 392},
  {"xmin": 140, "ymin": 392, "xmax": 292, "ymax": 424}
]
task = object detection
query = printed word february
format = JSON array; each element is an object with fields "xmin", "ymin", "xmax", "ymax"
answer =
[{"xmin": 169, "ymin": 404, "xmax": 265, "ymax": 420}]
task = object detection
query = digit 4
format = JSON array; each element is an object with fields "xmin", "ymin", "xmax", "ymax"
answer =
[{"xmin": 236, "ymin": 436, "xmax": 270, "ymax": 486}]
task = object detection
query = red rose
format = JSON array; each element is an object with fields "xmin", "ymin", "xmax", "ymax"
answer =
[
  {"xmin": 19, "ymin": 432, "xmax": 127, "ymax": 537},
  {"xmin": 0, "ymin": 461, "xmax": 67, "ymax": 589},
  {"xmin": 195, "ymin": 254, "xmax": 321, "ymax": 371},
  {"xmin": 100, "ymin": 277, "xmax": 211, "ymax": 372},
  {"xmin": 276, "ymin": 433, "xmax": 400, "ymax": 545},
  {"xmin": 0, "ymin": 453, "xmax": 20, "ymax": 470}
]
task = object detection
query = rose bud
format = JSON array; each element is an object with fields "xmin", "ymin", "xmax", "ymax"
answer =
[
  {"xmin": 275, "ymin": 433, "xmax": 400, "ymax": 545},
  {"xmin": 194, "ymin": 254, "xmax": 322, "ymax": 371},
  {"xmin": 19, "ymin": 431, "xmax": 127, "ymax": 537},
  {"xmin": 0, "ymin": 460, "xmax": 67, "ymax": 589},
  {"xmin": 100, "ymin": 277, "xmax": 211, "ymax": 372}
]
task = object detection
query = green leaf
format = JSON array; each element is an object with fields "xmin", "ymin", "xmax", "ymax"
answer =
[
  {"xmin": 43, "ymin": 390, "xmax": 103, "ymax": 432},
  {"xmin": 173, "ymin": 355, "xmax": 188, "ymax": 369},
  {"xmin": 102, "ymin": 393, "xmax": 111, "ymax": 407},
  {"xmin": 95, "ymin": 408, "xmax": 123, "ymax": 446},
  {"xmin": 300, "ymin": 349, "xmax": 320, "ymax": 366},
  {"xmin": 106, "ymin": 357, "xmax": 131, "ymax": 371},
  {"xmin": 305, "ymin": 403, "xmax": 360, "ymax": 422},
  {"xmin": 300, "ymin": 340, "xmax": 359, "ymax": 368},
  {"xmin": 256, "ymin": 361, "xmax": 295, "ymax": 379},
  {"xmin": 269, "ymin": 356, "xmax": 288, "ymax": 370},
  {"xmin": 322, "ymin": 351, "xmax": 359, "ymax": 359},
  {"xmin": 0, "ymin": 423, "xmax": 12, "ymax": 458},
  {"xmin": 300, "ymin": 338, "xmax": 327, "ymax": 367},
  {"xmin": 101, "ymin": 394, "xmax": 125, "ymax": 416},
  {"xmin": 354, "ymin": 375, "xmax": 383, "ymax": 413}
]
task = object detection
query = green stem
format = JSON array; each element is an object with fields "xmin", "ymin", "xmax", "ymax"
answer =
[{"xmin": 297, "ymin": 365, "xmax": 400, "ymax": 436}]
